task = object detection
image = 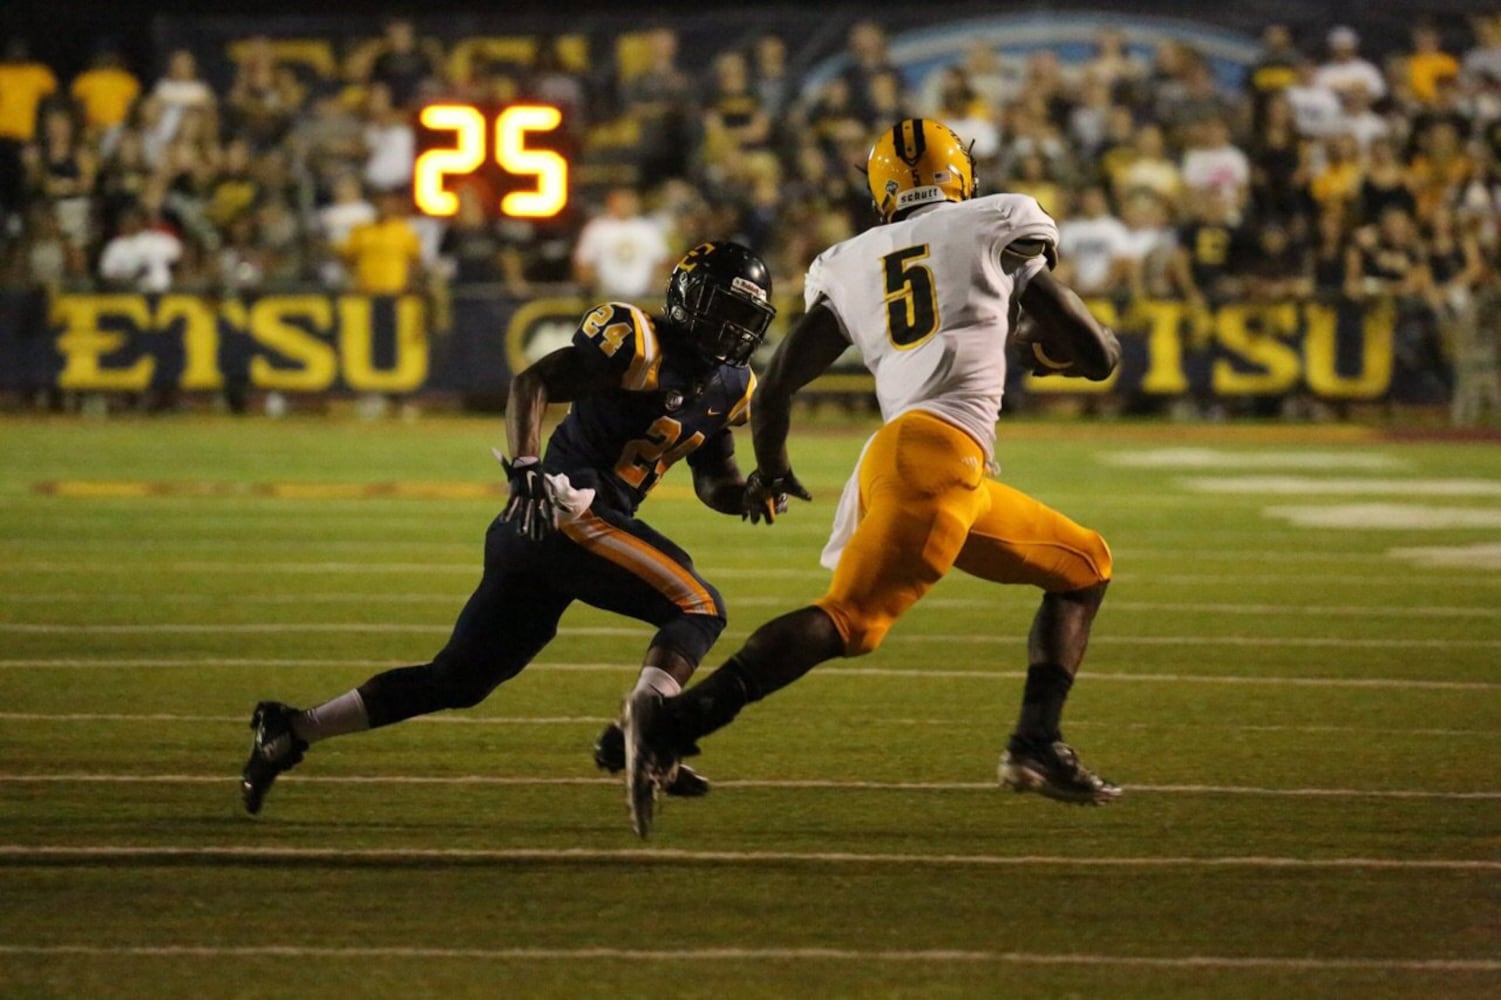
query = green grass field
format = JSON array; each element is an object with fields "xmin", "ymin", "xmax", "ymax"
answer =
[{"xmin": 2, "ymin": 414, "xmax": 1499, "ymax": 999}]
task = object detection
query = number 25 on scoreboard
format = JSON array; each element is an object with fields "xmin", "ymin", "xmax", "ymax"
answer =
[{"xmin": 413, "ymin": 104, "xmax": 568, "ymax": 219}]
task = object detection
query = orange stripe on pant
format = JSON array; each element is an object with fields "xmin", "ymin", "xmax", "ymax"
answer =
[
  {"xmin": 560, "ymin": 510, "xmax": 719, "ymax": 616},
  {"xmin": 814, "ymin": 411, "xmax": 1111, "ymax": 656}
]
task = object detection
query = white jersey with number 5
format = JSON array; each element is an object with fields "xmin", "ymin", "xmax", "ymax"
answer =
[{"xmin": 803, "ymin": 193, "xmax": 1058, "ymax": 463}]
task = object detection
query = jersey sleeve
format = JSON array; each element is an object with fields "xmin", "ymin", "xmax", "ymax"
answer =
[
  {"xmin": 570, "ymin": 302, "xmax": 663, "ymax": 391},
  {"xmin": 803, "ymin": 252, "xmax": 831, "ymax": 313},
  {"xmin": 726, "ymin": 369, "xmax": 756, "ymax": 427},
  {"xmin": 801, "ymin": 252, "xmax": 853, "ymax": 343},
  {"xmin": 995, "ymin": 195, "xmax": 1061, "ymax": 293}
]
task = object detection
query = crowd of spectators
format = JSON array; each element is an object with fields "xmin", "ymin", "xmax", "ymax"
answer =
[{"xmin": 0, "ymin": 14, "xmax": 1498, "ymax": 417}]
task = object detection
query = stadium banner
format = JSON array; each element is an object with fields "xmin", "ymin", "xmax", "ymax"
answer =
[{"xmin": 0, "ymin": 289, "xmax": 1421, "ymax": 401}]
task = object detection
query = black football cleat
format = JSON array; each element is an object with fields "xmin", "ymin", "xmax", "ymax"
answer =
[
  {"xmin": 241, "ymin": 701, "xmax": 308, "ymax": 815},
  {"xmin": 999, "ymin": 736, "xmax": 1122, "ymax": 806},
  {"xmin": 594, "ymin": 721, "xmax": 710, "ymax": 798},
  {"xmin": 621, "ymin": 690, "xmax": 681, "ymax": 839}
]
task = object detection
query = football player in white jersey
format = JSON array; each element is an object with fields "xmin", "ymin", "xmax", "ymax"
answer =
[{"xmin": 623, "ymin": 118, "xmax": 1122, "ymax": 837}]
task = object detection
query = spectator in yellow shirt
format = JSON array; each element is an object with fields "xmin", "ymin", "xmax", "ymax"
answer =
[
  {"xmin": 1309, "ymin": 134, "xmax": 1365, "ymax": 213},
  {"xmin": 1409, "ymin": 24, "xmax": 1461, "ymax": 104},
  {"xmin": 340, "ymin": 190, "xmax": 423, "ymax": 295},
  {"xmin": 71, "ymin": 51, "xmax": 141, "ymax": 134},
  {"xmin": 0, "ymin": 40, "xmax": 56, "ymax": 142},
  {"xmin": 0, "ymin": 40, "xmax": 57, "ymax": 216}
]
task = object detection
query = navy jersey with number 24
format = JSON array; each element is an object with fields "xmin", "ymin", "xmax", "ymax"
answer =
[{"xmin": 542, "ymin": 302, "xmax": 756, "ymax": 515}]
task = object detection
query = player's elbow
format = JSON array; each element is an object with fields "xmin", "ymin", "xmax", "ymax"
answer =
[
  {"xmin": 692, "ymin": 468, "xmax": 742, "ymax": 516},
  {"xmin": 508, "ymin": 365, "xmax": 550, "ymax": 409}
]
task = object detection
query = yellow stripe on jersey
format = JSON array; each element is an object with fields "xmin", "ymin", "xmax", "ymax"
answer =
[
  {"xmin": 559, "ymin": 511, "xmax": 719, "ymax": 615},
  {"xmin": 621, "ymin": 306, "xmax": 662, "ymax": 391},
  {"xmin": 727, "ymin": 370, "xmax": 756, "ymax": 426}
]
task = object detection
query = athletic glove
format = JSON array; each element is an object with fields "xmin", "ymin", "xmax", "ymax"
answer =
[
  {"xmin": 742, "ymin": 468, "xmax": 812, "ymax": 525},
  {"xmin": 501, "ymin": 456, "xmax": 554, "ymax": 541}
]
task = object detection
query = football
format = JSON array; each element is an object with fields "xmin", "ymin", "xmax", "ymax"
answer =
[{"xmin": 1010, "ymin": 317, "xmax": 1076, "ymax": 372}]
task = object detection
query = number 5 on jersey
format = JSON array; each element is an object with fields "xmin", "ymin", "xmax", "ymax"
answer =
[{"xmin": 882, "ymin": 244, "xmax": 940, "ymax": 349}]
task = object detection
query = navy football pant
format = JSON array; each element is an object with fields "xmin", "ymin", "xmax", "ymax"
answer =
[{"xmin": 358, "ymin": 508, "xmax": 726, "ymax": 728}]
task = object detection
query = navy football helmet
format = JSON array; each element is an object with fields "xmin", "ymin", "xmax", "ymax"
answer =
[{"xmin": 665, "ymin": 242, "xmax": 776, "ymax": 367}]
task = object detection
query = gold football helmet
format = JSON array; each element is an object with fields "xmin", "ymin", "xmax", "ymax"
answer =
[{"xmin": 865, "ymin": 118, "xmax": 976, "ymax": 223}]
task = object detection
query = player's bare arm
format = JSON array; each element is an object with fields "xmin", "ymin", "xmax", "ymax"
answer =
[
  {"xmin": 740, "ymin": 302, "xmax": 846, "ymax": 522},
  {"xmin": 501, "ymin": 346, "xmax": 624, "ymax": 539},
  {"xmin": 1016, "ymin": 265, "xmax": 1121, "ymax": 381},
  {"xmin": 504, "ymin": 345, "xmax": 623, "ymax": 458},
  {"xmin": 750, "ymin": 302, "xmax": 848, "ymax": 475}
]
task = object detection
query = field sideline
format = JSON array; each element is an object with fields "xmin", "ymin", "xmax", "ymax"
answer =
[{"xmin": 2, "ymin": 415, "xmax": 1499, "ymax": 999}]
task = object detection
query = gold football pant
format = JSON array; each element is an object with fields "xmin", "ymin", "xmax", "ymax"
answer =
[{"xmin": 813, "ymin": 411, "xmax": 1112, "ymax": 656}]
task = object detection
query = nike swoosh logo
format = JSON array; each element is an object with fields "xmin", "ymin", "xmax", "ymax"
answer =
[{"xmin": 707, "ymin": 408, "xmax": 723, "ymax": 416}]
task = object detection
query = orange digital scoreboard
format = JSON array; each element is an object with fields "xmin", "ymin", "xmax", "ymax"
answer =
[{"xmin": 412, "ymin": 103, "xmax": 569, "ymax": 219}]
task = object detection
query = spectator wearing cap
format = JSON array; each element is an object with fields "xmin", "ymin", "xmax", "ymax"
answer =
[{"xmin": 1316, "ymin": 27, "xmax": 1386, "ymax": 101}]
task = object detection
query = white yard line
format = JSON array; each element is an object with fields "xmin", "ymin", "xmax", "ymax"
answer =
[
  {"xmin": 0, "ymin": 659, "xmax": 1494, "ymax": 690},
  {"xmin": 6, "ymin": 594, "xmax": 1495, "ymax": 620},
  {"xmin": 0, "ymin": 942, "xmax": 1496, "ymax": 972},
  {"xmin": 0, "ymin": 712, "xmax": 607, "ymax": 725},
  {"xmin": 1, "ymin": 843, "xmax": 1498, "ymax": 873},
  {"xmin": 2, "ymin": 712, "xmax": 1492, "ymax": 739},
  {"xmin": 2, "ymin": 562, "xmax": 1497, "ymax": 585},
  {"xmin": 1, "ymin": 774, "xmax": 1496, "ymax": 800},
  {"xmin": 3, "ymin": 622, "xmax": 1499, "ymax": 652}
]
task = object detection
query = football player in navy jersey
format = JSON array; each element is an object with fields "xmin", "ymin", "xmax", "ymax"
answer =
[{"xmin": 241, "ymin": 242, "xmax": 780, "ymax": 816}]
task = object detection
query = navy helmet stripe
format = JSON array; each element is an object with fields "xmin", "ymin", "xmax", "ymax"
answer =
[{"xmin": 893, "ymin": 118, "xmax": 927, "ymax": 167}]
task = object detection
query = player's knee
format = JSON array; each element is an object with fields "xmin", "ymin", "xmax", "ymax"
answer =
[
  {"xmin": 1081, "ymin": 531, "xmax": 1113, "ymax": 585},
  {"xmin": 428, "ymin": 647, "xmax": 524, "ymax": 710},
  {"xmin": 844, "ymin": 620, "xmax": 892, "ymax": 657},
  {"xmin": 432, "ymin": 664, "xmax": 499, "ymax": 710},
  {"xmin": 651, "ymin": 611, "xmax": 725, "ymax": 666},
  {"xmin": 813, "ymin": 597, "xmax": 891, "ymax": 657}
]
